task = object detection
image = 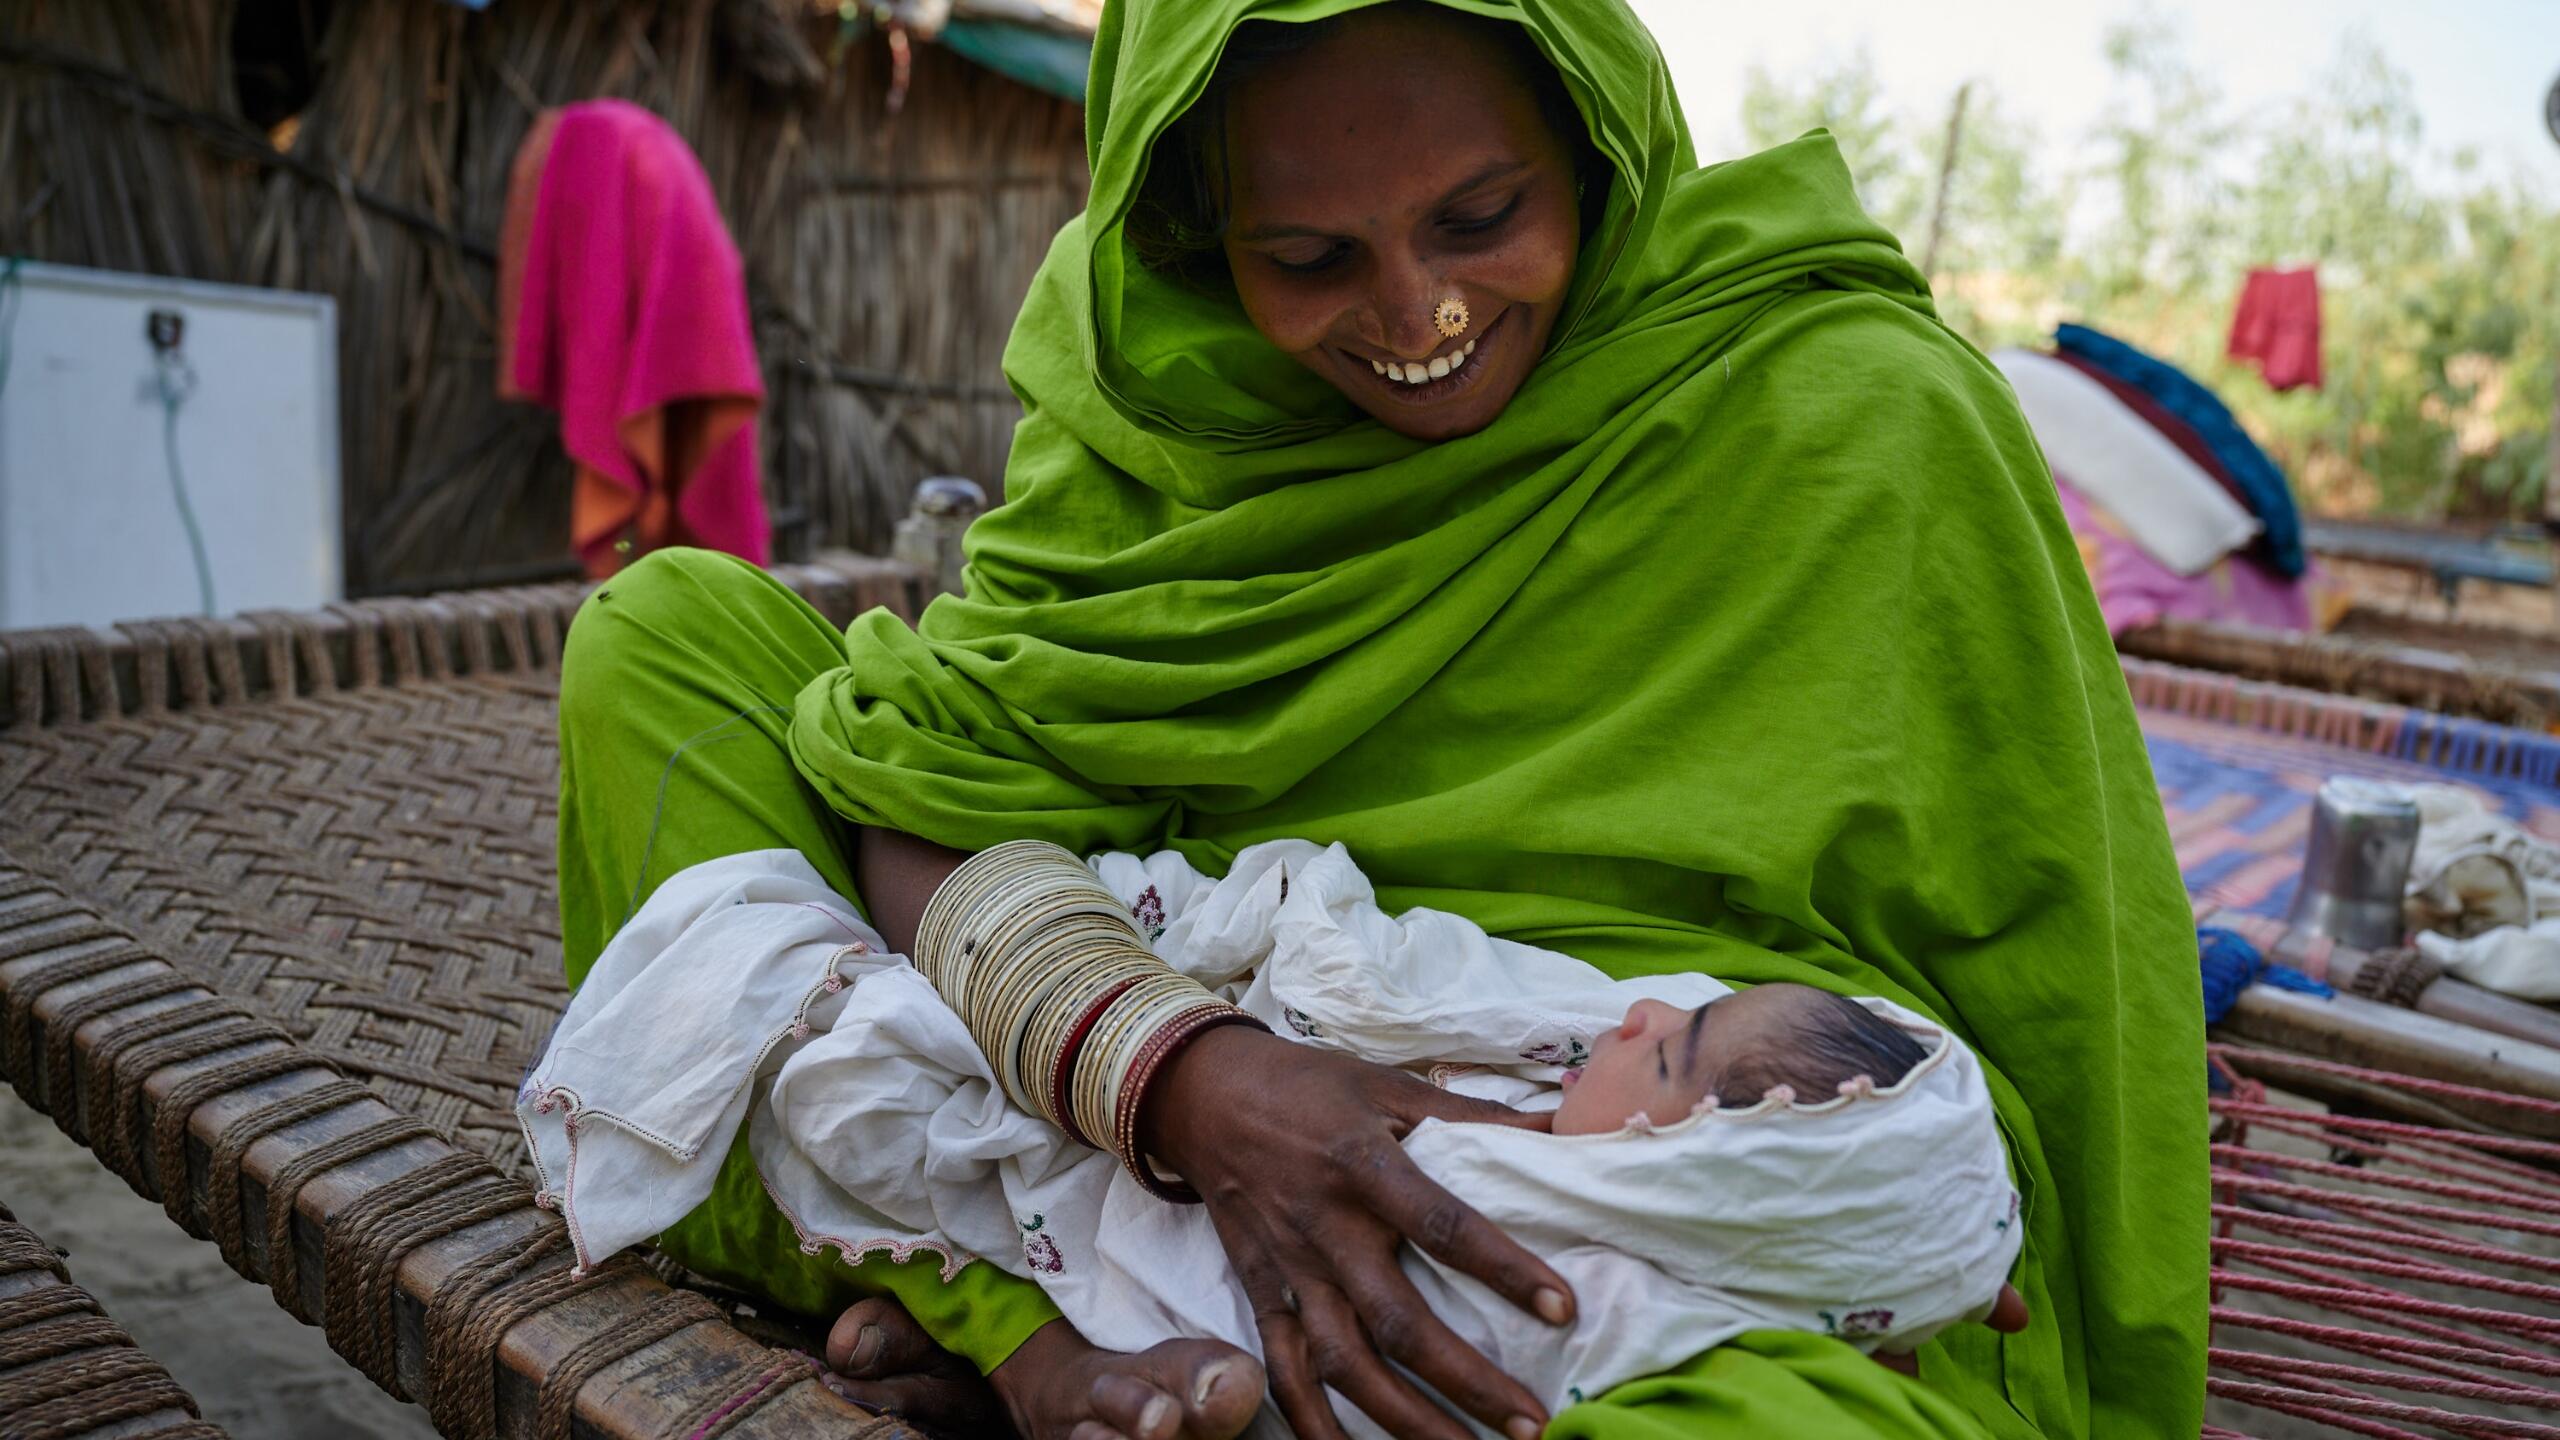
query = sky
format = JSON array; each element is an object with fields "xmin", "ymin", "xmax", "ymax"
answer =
[{"xmin": 1625, "ymin": 0, "xmax": 2560, "ymax": 195}]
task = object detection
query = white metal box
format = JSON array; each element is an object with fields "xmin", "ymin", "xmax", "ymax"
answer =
[{"xmin": 0, "ymin": 260, "xmax": 340, "ymax": 629}]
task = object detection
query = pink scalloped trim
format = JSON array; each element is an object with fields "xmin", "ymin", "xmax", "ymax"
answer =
[
  {"xmin": 753, "ymin": 1154, "xmax": 977, "ymax": 1283},
  {"xmin": 522, "ymin": 929, "xmax": 890, "ymax": 1282},
  {"xmin": 559, "ymin": 1103, "xmax": 596, "ymax": 1269}
]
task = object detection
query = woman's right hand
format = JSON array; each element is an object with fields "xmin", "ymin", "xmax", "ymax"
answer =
[{"xmin": 1138, "ymin": 1024, "xmax": 1573, "ymax": 1440}]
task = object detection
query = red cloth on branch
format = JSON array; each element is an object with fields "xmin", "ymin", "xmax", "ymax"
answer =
[{"xmin": 2227, "ymin": 266, "xmax": 2322, "ymax": 392}]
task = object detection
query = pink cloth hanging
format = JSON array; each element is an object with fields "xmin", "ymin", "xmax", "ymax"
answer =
[
  {"xmin": 2227, "ymin": 266, "xmax": 2322, "ymax": 392},
  {"xmin": 498, "ymin": 100, "xmax": 770, "ymax": 578}
]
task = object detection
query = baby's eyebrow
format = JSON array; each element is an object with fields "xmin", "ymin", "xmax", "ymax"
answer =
[{"xmin": 1679, "ymin": 1005, "xmax": 1708, "ymax": 1078}]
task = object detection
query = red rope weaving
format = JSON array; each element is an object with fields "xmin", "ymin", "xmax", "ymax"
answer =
[{"xmin": 2205, "ymin": 1045, "xmax": 2560, "ymax": 1438}]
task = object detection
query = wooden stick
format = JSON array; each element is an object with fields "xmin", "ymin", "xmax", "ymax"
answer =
[
  {"xmin": 2119, "ymin": 617, "xmax": 2560, "ymax": 727},
  {"xmin": 2217, "ymin": 985, "xmax": 2560, "ymax": 1140},
  {"xmin": 1917, "ymin": 81, "xmax": 1970, "ymax": 279},
  {"xmin": 2320, "ymin": 947, "xmax": 2560, "ymax": 1054}
]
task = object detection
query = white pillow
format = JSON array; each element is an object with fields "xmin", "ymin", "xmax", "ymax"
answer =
[{"xmin": 1995, "ymin": 348, "xmax": 2260, "ymax": 575}]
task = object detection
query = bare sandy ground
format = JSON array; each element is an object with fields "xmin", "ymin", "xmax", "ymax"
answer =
[{"xmin": 0, "ymin": 1089, "xmax": 439, "ymax": 1439}]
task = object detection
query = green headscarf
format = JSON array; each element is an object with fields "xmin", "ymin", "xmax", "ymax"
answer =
[{"xmin": 791, "ymin": 1, "xmax": 2205, "ymax": 1435}]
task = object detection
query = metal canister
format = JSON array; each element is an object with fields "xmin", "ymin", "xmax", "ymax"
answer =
[{"xmin": 2284, "ymin": 777, "xmax": 2421, "ymax": 950}]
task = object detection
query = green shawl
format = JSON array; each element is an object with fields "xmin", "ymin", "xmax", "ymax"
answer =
[{"xmin": 790, "ymin": 1, "xmax": 2205, "ymax": 1434}]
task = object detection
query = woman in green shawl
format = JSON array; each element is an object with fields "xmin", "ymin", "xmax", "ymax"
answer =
[{"xmin": 552, "ymin": 1, "xmax": 2206, "ymax": 1437}]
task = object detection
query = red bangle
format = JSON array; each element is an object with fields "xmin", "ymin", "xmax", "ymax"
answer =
[
  {"xmin": 1047, "ymin": 976, "xmax": 1145, "ymax": 1149},
  {"xmin": 1113, "ymin": 1005, "xmax": 1269, "ymax": 1204}
]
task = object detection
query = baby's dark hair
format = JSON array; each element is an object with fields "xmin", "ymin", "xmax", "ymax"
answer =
[
  {"xmin": 1124, "ymin": 3, "xmax": 1606, "ymax": 289},
  {"xmin": 1707, "ymin": 986, "xmax": 1931, "ymax": 1107}
]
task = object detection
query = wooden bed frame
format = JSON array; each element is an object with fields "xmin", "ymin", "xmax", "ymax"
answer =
[
  {"xmin": 0, "ymin": 559, "xmax": 923, "ymax": 1440},
  {"xmin": 5, "ymin": 536, "xmax": 2557, "ymax": 1438}
]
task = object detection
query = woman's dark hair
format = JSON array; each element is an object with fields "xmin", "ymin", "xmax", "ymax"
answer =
[
  {"xmin": 1124, "ymin": 4, "xmax": 1607, "ymax": 289},
  {"xmin": 1710, "ymin": 988, "xmax": 1932, "ymax": 1107}
]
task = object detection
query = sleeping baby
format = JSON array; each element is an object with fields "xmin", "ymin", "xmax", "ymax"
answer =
[
  {"xmin": 520, "ymin": 840, "xmax": 2023, "ymax": 1440},
  {"xmin": 1551, "ymin": 979, "xmax": 1931, "ymax": 1136}
]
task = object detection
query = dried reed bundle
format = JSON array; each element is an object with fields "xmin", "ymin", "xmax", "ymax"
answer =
[
  {"xmin": 774, "ymin": 35, "xmax": 1087, "ymax": 550},
  {"xmin": 4, "ymin": 0, "xmax": 1089, "ymax": 595},
  {"xmin": 0, "ymin": 0, "xmax": 250, "ymax": 279}
]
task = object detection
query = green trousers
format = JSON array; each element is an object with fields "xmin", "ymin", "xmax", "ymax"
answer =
[
  {"xmin": 556, "ymin": 549, "xmax": 1062, "ymax": 1374},
  {"xmin": 555, "ymin": 549, "xmax": 2007, "ymax": 1436}
]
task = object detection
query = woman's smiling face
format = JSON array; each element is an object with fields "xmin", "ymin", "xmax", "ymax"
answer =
[{"xmin": 1216, "ymin": 6, "xmax": 1583, "ymax": 443}]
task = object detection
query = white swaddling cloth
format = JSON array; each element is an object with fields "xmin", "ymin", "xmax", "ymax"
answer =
[
  {"xmin": 2401, "ymin": 783, "xmax": 2560, "ymax": 1001},
  {"xmin": 520, "ymin": 841, "xmax": 2022, "ymax": 1438}
]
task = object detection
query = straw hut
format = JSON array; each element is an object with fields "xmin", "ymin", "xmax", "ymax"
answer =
[{"xmin": 0, "ymin": 0, "xmax": 1094, "ymax": 594}]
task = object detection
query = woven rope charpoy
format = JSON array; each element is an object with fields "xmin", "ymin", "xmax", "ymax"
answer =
[
  {"xmin": 0, "ymin": 1202, "xmax": 231, "ymax": 1440},
  {"xmin": 914, "ymin": 840, "xmax": 1266, "ymax": 1199},
  {"xmin": 0, "ymin": 567, "xmax": 923, "ymax": 1440},
  {"xmin": 0, "ymin": 852, "xmax": 887, "ymax": 1440},
  {"xmin": 15, "ymin": 565, "xmax": 2555, "ymax": 1438},
  {"xmin": 2203, "ymin": 1044, "xmax": 2560, "ymax": 1437},
  {"xmin": 2123, "ymin": 654, "xmax": 2560, "ymax": 786}
]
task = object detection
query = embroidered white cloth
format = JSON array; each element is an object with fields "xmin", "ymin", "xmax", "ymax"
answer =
[
  {"xmin": 1992, "ymin": 348, "xmax": 2261, "ymax": 575},
  {"xmin": 520, "ymin": 843, "xmax": 2022, "ymax": 1437}
]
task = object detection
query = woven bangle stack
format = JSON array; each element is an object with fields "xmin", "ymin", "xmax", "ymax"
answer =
[{"xmin": 913, "ymin": 840, "xmax": 1262, "ymax": 1201}]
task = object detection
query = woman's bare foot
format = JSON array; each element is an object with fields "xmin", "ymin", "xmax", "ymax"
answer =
[
  {"xmin": 990, "ymin": 1318, "xmax": 1264, "ymax": 1440},
  {"xmin": 824, "ymin": 1296, "xmax": 1011, "ymax": 1434},
  {"xmin": 824, "ymin": 1297, "xmax": 1264, "ymax": 1440}
]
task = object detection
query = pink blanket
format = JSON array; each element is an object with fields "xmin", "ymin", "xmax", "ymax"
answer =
[
  {"xmin": 2056, "ymin": 476, "xmax": 2319, "ymax": 636},
  {"xmin": 499, "ymin": 100, "xmax": 769, "ymax": 576}
]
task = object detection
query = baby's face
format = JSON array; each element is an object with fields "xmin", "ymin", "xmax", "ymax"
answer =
[
  {"xmin": 1552, "ymin": 997, "xmax": 1713, "ymax": 1137},
  {"xmin": 1551, "ymin": 986, "xmax": 1830, "ymax": 1136}
]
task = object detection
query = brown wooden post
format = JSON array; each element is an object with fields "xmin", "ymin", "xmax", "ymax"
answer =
[
  {"xmin": 1918, "ymin": 82, "xmax": 1972, "ymax": 280},
  {"xmin": 2546, "ymin": 360, "xmax": 2559, "ymax": 626}
]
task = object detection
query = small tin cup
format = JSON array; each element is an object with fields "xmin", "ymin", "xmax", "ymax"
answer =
[{"xmin": 2284, "ymin": 777, "xmax": 2420, "ymax": 951}]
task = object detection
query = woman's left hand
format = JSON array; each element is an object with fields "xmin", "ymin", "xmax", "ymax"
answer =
[
  {"xmin": 1876, "ymin": 1286, "xmax": 2031, "ymax": 1376},
  {"xmin": 1141, "ymin": 1024, "xmax": 1570, "ymax": 1440}
]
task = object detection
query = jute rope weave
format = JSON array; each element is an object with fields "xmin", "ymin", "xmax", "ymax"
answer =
[
  {"xmin": 2122, "ymin": 654, "xmax": 2560, "ymax": 785},
  {"xmin": 0, "ymin": 1201, "xmax": 230, "ymax": 1440},
  {"xmin": 0, "ymin": 560, "xmax": 920, "ymax": 1439},
  {"xmin": 0, "ymin": 562, "xmax": 915, "ymax": 1171},
  {"xmin": 0, "ymin": 862, "xmax": 729, "ymax": 1437}
]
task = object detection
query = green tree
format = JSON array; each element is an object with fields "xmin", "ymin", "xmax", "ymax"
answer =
[
  {"xmin": 1730, "ymin": 27, "xmax": 2558, "ymax": 521},
  {"xmin": 1735, "ymin": 58, "xmax": 2065, "ymax": 338},
  {"xmin": 2083, "ymin": 13, "xmax": 2238, "ymax": 299},
  {"xmin": 1738, "ymin": 52, "xmax": 1924, "ymax": 235}
]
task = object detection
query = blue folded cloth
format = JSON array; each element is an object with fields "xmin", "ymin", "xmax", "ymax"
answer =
[
  {"xmin": 2199, "ymin": 925, "xmax": 2334, "ymax": 1027},
  {"xmin": 2056, "ymin": 324, "xmax": 2306, "ymax": 578}
]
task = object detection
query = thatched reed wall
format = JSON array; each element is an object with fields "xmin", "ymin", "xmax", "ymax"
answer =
[
  {"xmin": 0, "ymin": 3, "xmax": 253, "ymax": 281},
  {"xmin": 1, "ymin": 0, "xmax": 1089, "ymax": 595}
]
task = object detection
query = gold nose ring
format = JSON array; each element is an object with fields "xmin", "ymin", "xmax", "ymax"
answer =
[{"xmin": 1432, "ymin": 296, "xmax": 1471, "ymax": 339}]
